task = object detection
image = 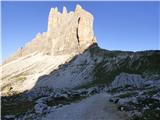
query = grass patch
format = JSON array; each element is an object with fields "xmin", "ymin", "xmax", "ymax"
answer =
[
  {"xmin": 117, "ymin": 92, "xmax": 138, "ymax": 98},
  {"xmin": 2, "ymin": 101, "xmax": 35, "ymax": 116},
  {"xmin": 47, "ymin": 95, "xmax": 86, "ymax": 107},
  {"xmin": 132, "ymin": 109, "xmax": 160, "ymax": 120},
  {"xmin": 143, "ymin": 88, "xmax": 160, "ymax": 96},
  {"xmin": 1, "ymin": 83, "xmax": 12, "ymax": 91},
  {"xmin": 78, "ymin": 50, "xmax": 160, "ymax": 89},
  {"xmin": 10, "ymin": 72, "xmax": 28, "ymax": 81},
  {"xmin": 14, "ymin": 76, "xmax": 27, "ymax": 81},
  {"xmin": 1, "ymin": 92, "xmax": 35, "ymax": 117}
]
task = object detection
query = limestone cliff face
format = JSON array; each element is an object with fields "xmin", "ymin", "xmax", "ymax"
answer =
[{"xmin": 5, "ymin": 5, "xmax": 96, "ymax": 63}]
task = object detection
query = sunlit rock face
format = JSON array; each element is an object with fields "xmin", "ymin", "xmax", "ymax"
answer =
[
  {"xmin": 5, "ymin": 4, "xmax": 96, "ymax": 63},
  {"xmin": 1, "ymin": 5, "xmax": 97, "ymax": 96},
  {"xmin": 47, "ymin": 5, "xmax": 96, "ymax": 55}
]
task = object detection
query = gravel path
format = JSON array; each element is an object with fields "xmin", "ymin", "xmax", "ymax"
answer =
[{"xmin": 42, "ymin": 93, "xmax": 129, "ymax": 120}]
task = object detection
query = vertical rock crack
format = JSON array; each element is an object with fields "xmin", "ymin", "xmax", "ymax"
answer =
[{"xmin": 77, "ymin": 17, "xmax": 81, "ymax": 44}]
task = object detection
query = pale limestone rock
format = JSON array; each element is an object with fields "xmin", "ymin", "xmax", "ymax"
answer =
[
  {"xmin": 1, "ymin": 53, "xmax": 73, "ymax": 96},
  {"xmin": 110, "ymin": 73, "xmax": 145, "ymax": 89},
  {"xmin": 75, "ymin": 4, "xmax": 82, "ymax": 11},
  {"xmin": 63, "ymin": 6, "xmax": 67, "ymax": 14},
  {"xmin": 4, "ymin": 4, "xmax": 96, "ymax": 64},
  {"xmin": 75, "ymin": 4, "xmax": 94, "ymax": 48},
  {"xmin": 1, "ymin": 4, "xmax": 97, "ymax": 95}
]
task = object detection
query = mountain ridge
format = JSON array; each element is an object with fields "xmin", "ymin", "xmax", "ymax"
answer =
[
  {"xmin": 1, "ymin": 4, "xmax": 160, "ymax": 120},
  {"xmin": 4, "ymin": 4, "xmax": 96, "ymax": 64}
]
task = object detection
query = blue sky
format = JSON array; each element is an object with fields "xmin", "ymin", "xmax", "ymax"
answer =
[{"xmin": 2, "ymin": 1, "xmax": 159, "ymax": 60}]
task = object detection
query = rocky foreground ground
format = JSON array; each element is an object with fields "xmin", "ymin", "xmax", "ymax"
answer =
[{"xmin": 2, "ymin": 72, "xmax": 160, "ymax": 120}]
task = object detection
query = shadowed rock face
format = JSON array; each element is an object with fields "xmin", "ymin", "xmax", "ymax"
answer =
[
  {"xmin": 110, "ymin": 73, "xmax": 145, "ymax": 89},
  {"xmin": 4, "ymin": 4, "xmax": 96, "ymax": 63}
]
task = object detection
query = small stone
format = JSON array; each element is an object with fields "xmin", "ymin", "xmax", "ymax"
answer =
[
  {"xmin": 34, "ymin": 103, "xmax": 47, "ymax": 114},
  {"xmin": 120, "ymin": 106, "xmax": 124, "ymax": 111},
  {"xmin": 4, "ymin": 115, "xmax": 15, "ymax": 119}
]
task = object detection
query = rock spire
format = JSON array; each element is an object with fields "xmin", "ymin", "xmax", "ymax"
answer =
[{"xmin": 5, "ymin": 4, "xmax": 96, "ymax": 63}]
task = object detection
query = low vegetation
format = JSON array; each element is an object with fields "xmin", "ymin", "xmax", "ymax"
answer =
[
  {"xmin": 47, "ymin": 95, "xmax": 86, "ymax": 107},
  {"xmin": 117, "ymin": 92, "xmax": 138, "ymax": 98},
  {"xmin": 1, "ymin": 92, "xmax": 34, "ymax": 117},
  {"xmin": 80, "ymin": 48, "xmax": 160, "ymax": 89}
]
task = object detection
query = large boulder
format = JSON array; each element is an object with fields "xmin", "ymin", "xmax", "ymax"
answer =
[{"xmin": 110, "ymin": 73, "xmax": 145, "ymax": 89}]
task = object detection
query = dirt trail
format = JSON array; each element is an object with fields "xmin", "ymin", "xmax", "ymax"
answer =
[{"xmin": 42, "ymin": 93, "xmax": 129, "ymax": 120}]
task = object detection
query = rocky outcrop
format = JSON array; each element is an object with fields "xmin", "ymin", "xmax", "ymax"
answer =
[
  {"xmin": 4, "ymin": 4, "xmax": 96, "ymax": 63},
  {"xmin": 47, "ymin": 4, "xmax": 96, "ymax": 55},
  {"xmin": 110, "ymin": 73, "xmax": 145, "ymax": 89}
]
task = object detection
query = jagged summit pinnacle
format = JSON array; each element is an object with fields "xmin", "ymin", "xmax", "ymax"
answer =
[
  {"xmin": 5, "ymin": 5, "xmax": 96, "ymax": 63},
  {"xmin": 62, "ymin": 6, "xmax": 67, "ymax": 14}
]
